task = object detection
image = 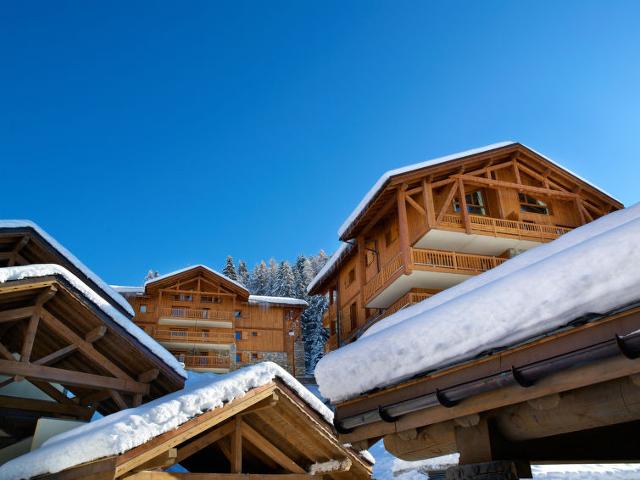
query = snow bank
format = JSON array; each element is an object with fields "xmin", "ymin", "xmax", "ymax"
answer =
[
  {"xmin": 249, "ymin": 295, "xmax": 308, "ymax": 306},
  {"xmin": 315, "ymin": 205, "xmax": 640, "ymax": 402},
  {"xmin": 0, "ymin": 362, "xmax": 332, "ymax": 480},
  {"xmin": 0, "ymin": 264, "xmax": 186, "ymax": 380},
  {"xmin": 363, "ymin": 203, "xmax": 640, "ymax": 338},
  {"xmin": 0, "ymin": 220, "xmax": 135, "ymax": 317}
]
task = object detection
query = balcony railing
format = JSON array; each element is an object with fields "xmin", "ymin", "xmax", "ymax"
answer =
[
  {"xmin": 158, "ymin": 306, "xmax": 235, "ymax": 322},
  {"xmin": 181, "ymin": 354, "xmax": 231, "ymax": 369},
  {"xmin": 363, "ymin": 248, "xmax": 505, "ymax": 303},
  {"xmin": 438, "ymin": 213, "xmax": 572, "ymax": 240},
  {"xmin": 155, "ymin": 328, "xmax": 235, "ymax": 344}
]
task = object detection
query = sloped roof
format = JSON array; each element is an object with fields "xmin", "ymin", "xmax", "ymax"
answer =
[
  {"xmin": 0, "ymin": 220, "xmax": 135, "ymax": 317},
  {"xmin": 315, "ymin": 203, "xmax": 640, "ymax": 402},
  {"xmin": 144, "ymin": 264, "xmax": 249, "ymax": 298}
]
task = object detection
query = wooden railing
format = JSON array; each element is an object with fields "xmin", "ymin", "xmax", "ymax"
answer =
[
  {"xmin": 155, "ymin": 329, "xmax": 235, "ymax": 344},
  {"xmin": 382, "ymin": 290, "xmax": 435, "ymax": 319},
  {"xmin": 362, "ymin": 252, "xmax": 404, "ymax": 302},
  {"xmin": 322, "ymin": 303, "xmax": 337, "ymax": 329},
  {"xmin": 181, "ymin": 355, "xmax": 231, "ymax": 369},
  {"xmin": 438, "ymin": 214, "xmax": 572, "ymax": 240},
  {"xmin": 412, "ymin": 248, "xmax": 506, "ymax": 273},
  {"xmin": 158, "ymin": 307, "xmax": 235, "ymax": 322}
]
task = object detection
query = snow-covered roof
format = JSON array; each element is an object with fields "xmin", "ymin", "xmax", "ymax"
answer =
[
  {"xmin": 315, "ymin": 203, "xmax": 640, "ymax": 402},
  {"xmin": 0, "ymin": 220, "xmax": 135, "ymax": 317},
  {"xmin": 249, "ymin": 295, "xmax": 308, "ymax": 307},
  {"xmin": 0, "ymin": 264, "xmax": 187, "ymax": 380},
  {"xmin": 110, "ymin": 285, "xmax": 145, "ymax": 295},
  {"xmin": 0, "ymin": 362, "xmax": 332, "ymax": 480},
  {"xmin": 337, "ymin": 141, "xmax": 619, "ymax": 239},
  {"xmin": 308, "ymin": 142, "xmax": 621, "ymax": 295},
  {"xmin": 144, "ymin": 264, "xmax": 248, "ymax": 293}
]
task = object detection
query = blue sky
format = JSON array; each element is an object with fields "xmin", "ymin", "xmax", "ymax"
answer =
[{"xmin": 1, "ymin": 1, "xmax": 639, "ymax": 285}]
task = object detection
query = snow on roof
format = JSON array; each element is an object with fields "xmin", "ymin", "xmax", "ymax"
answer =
[
  {"xmin": 0, "ymin": 264, "xmax": 187, "ymax": 380},
  {"xmin": 315, "ymin": 204, "xmax": 640, "ymax": 402},
  {"xmin": 0, "ymin": 362, "xmax": 332, "ymax": 480},
  {"xmin": 145, "ymin": 264, "xmax": 248, "ymax": 293},
  {"xmin": 110, "ymin": 285, "xmax": 145, "ymax": 295},
  {"xmin": 249, "ymin": 295, "xmax": 308, "ymax": 307},
  {"xmin": 337, "ymin": 142, "xmax": 619, "ymax": 239},
  {"xmin": 307, "ymin": 242, "xmax": 350, "ymax": 294},
  {"xmin": 0, "ymin": 220, "xmax": 135, "ymax": 317}
]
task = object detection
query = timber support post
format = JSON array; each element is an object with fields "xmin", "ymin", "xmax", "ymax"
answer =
[{"xmin": 397, "ymin": 185, "xmax": 413, "ymax": 275}]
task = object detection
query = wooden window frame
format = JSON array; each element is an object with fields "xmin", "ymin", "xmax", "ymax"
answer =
[
  {"xmin": 454, "ymin": 190, "xmax": 488, "ymax": 216},
  {"xmin": 519, "ymin": 192, "xmax": 551, "ymax": 215}
]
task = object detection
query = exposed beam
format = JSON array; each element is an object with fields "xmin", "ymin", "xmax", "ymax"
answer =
[
  {"xmin": 34, "ymin": 344, "xmax": 78, "ymax": 366},
  {"xmin": 110, "ymin": 390, "xmax": 129, "ymax": 410},
  {"xmin": 405, "ymin": 194, "xmax": 425, "ymax": 216},
  {"xmin": 138, "ymin": 369, "xmax": 160, "ymax": 383},
  {"xmin": 457, "ymin": 178, "xmax": 471, "ymax": 234},
  {"xmin": 241, "ymin": 421, "xmax": 305, "ymax": 473},
  {"xmin": 0, "ymin": 394, "xmax": 89, "ymax": 418},
  {"xmin": 0, "ymin": 306, "xmax": 36, "ymax": 323},
  {"xmin": 457, "ymin": 174, "xmax": 578, "ymax": 199},
  {"xmin": 176, "ymin": 421, "xmax": 236, "ymax": 463},
  {"xmin": 435, "ymin": 182, "xmax": 458, "ymax": 225},
  {"xmin": 31, "ymin": 380, "xmax": 77, "ymax": 405},
  {"xmin": 230, "ymin": 417, "xmax": 242, "ymax": 473},
  {"xmin": 0, "ymin": 359, "xmax": 149, "ymax": 394},
  {"xmin": 397, "ymin": 186, "xmax": 412, "ymax": 275},
  {"xmin": 0, "ymin": 342, "xmax": 16, "ymax": 361},
  {"xmin": 20, "ymin": 312, "xmax": 40, "ymax": 363},
  {"xmin": 85, "ymin": 325, "xmax": 108, "ymax": 344},
  {"xmin": 129, "ymin": 449, "xmax": 177, "ymax": 474},
  {"xmin": 123, "ymin": 474, "xmax": 314, "ymax": 480}
]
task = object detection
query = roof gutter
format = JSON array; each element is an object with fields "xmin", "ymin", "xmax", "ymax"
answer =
[{"xmin": 334, "ymin": 329, "xmax": 640, "ymax": 433}]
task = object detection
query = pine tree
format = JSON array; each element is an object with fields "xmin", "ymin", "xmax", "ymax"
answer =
[
  {"xmin": 301, "ymin": 291, "xmax": 329, "ymax": 373},
  {"xmin": 273, "ymin": 261, "xmax": 295, "ymax": 297},
  {"xmin": 294, "ymin": 255, "xmax": 314, "ymax": 299},
  {"xmin": 237, "ymin": 260, "xmax": 250, "ymax": 287},
  {"xmin": 250, "ymin": 261, "xmax": 269, "ymax": 295},
  {"xmin": 222, "ymin": 255, "xmax": 238, "ymax": 281},
  {"xmin": 266, "ymin": 258, "xmax": 278, "ymax": 295}
]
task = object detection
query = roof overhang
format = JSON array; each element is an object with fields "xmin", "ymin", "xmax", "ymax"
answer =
[{"xmin": 144, "ymin": 265, "xmax": 250, "ymax": 299}]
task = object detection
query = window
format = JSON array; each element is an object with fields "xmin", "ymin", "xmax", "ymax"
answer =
[
  {"xmin": 201, "ymin": 295, "xmax": 221, "ymax": 304},
  {"xmin": 385, "ymin": 224, "xmax": 398, "ymax": 247},
  {"xmin": 200, "ymin": 329, "xmax": 209, "ymax": 338},
  {"xmin": 251, "ymin": 353, "xmax": 258, "ymax": 360},
  {"xmin": 171, "ymin": 307, "xmax": 185, "ymax": 317},
  {"xmin": 235, "ymin": 331, "xmax": 242, "ymax": 340},
  {"xmin": 174, "ymin": 294, "xmax": 192, "ymax": 302},
  {"xmin": 201, "ymin": 308, "xmax": 209, "ymax": 319},
  {"xmin": 519, "ymin": 193, "xmax": 550, "ymax": 215},
  {"xmin": 234, "ymin": 310, "xmax": 242, "ymax": 319},
  {"xmin": 235, "ymin": 353, "xmax": 242, "ymax": 363},
  {"xmin": 140, "ymin": 304, "xmax": 147, "ymax": 313},
  {"xmin": 251, "ymin": 331, "xmax": 258, "ymax": 337},
  {"xmin": 170, "ymin": 328, "xmax": 187, "ymax": 338},
  {"xmin": 349, "ymin": 302, "xmax": 357, "ymax": 331},
  {"xmin": 174, "ymin": 352, "xmax": 186, "ymax": 363},
  {"xmin": 345, "ymin": 268, "xmax": 356, "ymax": 287},
  {"xmin": 453, "ymin": 190, "xmax": 487, "ymax": 216}
]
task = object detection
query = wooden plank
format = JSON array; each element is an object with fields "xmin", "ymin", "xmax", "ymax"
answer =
[
  {"xmin": 457, "ymin": 177, "xmax": 471, "ymax": 234},
  {"xmin": 435, "ymin": 182, "xmax": 458, "ymax": 224},
  {"xmin": 422, "ymin": 180, "xmax": 435, "ymax": 228},
  {"xmin": 123, "ymin": 473, "xmax": 313, "ymax": 480},
  {"xmin": 129, "ymin": 449, "xmax": 177, "ymax": 473},
  {"xmin": 34, "ymin": 344, "xmax": 78, "ymax": 366},
  {"xmin": 176, "ymin": 421, "xmax": 236, "ymax": 463},
  {"xmin": 31, "ymin": 380, "xmax": 77, "ymax": 405},
  {"xmin": 405, "ymin": 194, "xmax": 425, "ymax": 215},
  {"xmin": 110, "ymin": 390, "xmax": 129, "ymax": 409},
  {"xmin": 230, "ymin": 417, "xmax": 242, "ymax": 473},
  {"xmin": 241, "ymin": 421, "xmax": 305, "ymax": 473},
  {"xmin": 114, "ymin": 384, "xmax": 277, "ymax": 477},
  {"xmin": 86, "ymin": 325, "xmax": 108, "ymax": 343},
  {"xmin": 138, "ymin": 368, "xmax": 160, "ymax": 383},
  {"xmin": 0, "ymin": 341, "xmax": 16, "ymax": 361},
  {"xmin": 39, "ymin": 456, "xmax": 118, "ymax": 480},
  {"xmin": 20, "ymin": 312, "xmax": 40, "ymax": 362},
  {"xmin": 0, "ymin": 359, "xmax": 149, "ymax": 394},
  {"xmin": 0, "ymin": 306, "xmax": 36, "ymax": 323},
  {"xmin": 396, "ymin": 187, "xmax": 412, "ymax": 275},
  {"xmin": 0, "ymin": 394, "xmax": 89, "ymax": 417},
  {"xmin": 459, "ymin": 174, "xmax": 578, "ymax": 199}
]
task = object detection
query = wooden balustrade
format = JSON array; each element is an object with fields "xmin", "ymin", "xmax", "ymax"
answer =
[
  {"xmin": 362, "ymin": 252, "xmax": 404, "ymax": 302},
  {"xmin": 412, "ymin": 248, "xmax": 506, "ymax": 273},
  {"xmin": 181, "ymin": 354, "xmax": 231, "ymax": 369},
  {"xmin": 158, "ymin": 306, "xmax": 235, "ymax": 322},
  {"xmin": 322, "ymin": 303, "xmax": 337, "ymax": 328},
  {"xmin": 438, "ymin": 213, "xmax": 572, "ymax": 240},
  {"xmin": 155, "ymin": 328, "xmax": 235, "ymax": 344}
]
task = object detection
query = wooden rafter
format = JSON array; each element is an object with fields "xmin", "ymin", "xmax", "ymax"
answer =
[
  {"xmin": 456, "ymin": 174, "xmax": 579, "ymax": 199},
  {"xmin": 123, "ymin": 474, "xmax": 314, "ymax": 480},
  {"xmin": 34, "ymin": 344, "xmax": 78, "ymax": 366},
  {"xmin": 230, "ymin": 418, "xmax": 242, "ymax": 473},
  {"xmin": 0, "ymin": 306, "xmax": 36, "ymax": 323},
  {"xmin": 241, "ymin": 421, "xmax": 305, "ymax": 473},
  {"xmin": 435, "ymin": 182, "xmax": 459, "ymax": 224},
  {"xmin": 0, "ymin": 394, "xmax": 89, "ymax": 418},
  {"xmin": 176, "ymin": 421, "xmax": 236, "ymax": 463}
]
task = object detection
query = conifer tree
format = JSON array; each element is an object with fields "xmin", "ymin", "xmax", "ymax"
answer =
[
  {"xmin": 222, "ymin": 255, "xmax": 238, "ymax": 281},
  {"xmin": 273, "ymin": 261, "xmax": 295, "ymax": 297},
  {"xmin": 237, "ymin": 260, "xmax": 250, "ymax": 287},
  {"xmin": 251, "ymin": 261, "xmax": 269, "ymax": 295},
  {"xmin": 266, "ymin": 258, "xmax": 278, "ymax": 295}
]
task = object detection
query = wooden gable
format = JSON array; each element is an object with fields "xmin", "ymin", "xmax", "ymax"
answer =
[
  {"xmin": 145, "ymin": 266, "xmax": 249, "ymax": 301},
  {"xmin": 40, "ymin": 380, "xmax": 372, "ymax": 480}
]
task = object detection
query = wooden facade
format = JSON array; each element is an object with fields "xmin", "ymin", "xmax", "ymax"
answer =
[
  {"xmin": 118, "ymin": 266, "xmax": 306, "ymax": 376},
  {"xmin": 310, "ymin": 143, "xmax": 623, "ymax": 348}
]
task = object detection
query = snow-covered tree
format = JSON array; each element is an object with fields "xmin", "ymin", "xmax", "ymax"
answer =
[
  {"xmin": 250, "ymin": 261, "xmax": 269, "ymax": 295},
  {"xmin": 266, "ymin": 258, "xmax": 278, "ymax": 295},
  {"xmin": 273, "ymin": 261, "xmax": 295, "ymax": 298},
  {"xmin": 293, "ymin": 255, "xmax": 314, "ymax": 299},
  {"xmin": 222, "ymin": 255, "xmax": 238, "ymax": 281},
  {"xmin": 237, "ymin": 260, "xmax": 250, "ymax": 287},
  {"xmin": 301, "ymin": 293, "xmax": 329, "ymax": 372}
]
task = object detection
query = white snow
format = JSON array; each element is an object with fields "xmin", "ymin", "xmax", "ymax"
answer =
[
  {"xmin": 0, "ymin": 362, "xmax": 332, "ymax": 480},
  {"xmin": 315, "ymin": 204, "xmax": 640, "ymax": 402},
  {"xmin": 363, "ymin": 203, "xmax": 640, "ymax": 338},
  {"xmin": 307, "ymin": 242, "xmax": 350, "ymax": 294},
  {"xmin": 308, "ymin": 458, "xmax": 352, "ymax": 474},
  {"xmin": 110, "ymin": 285, "xmax": 145, "ymax": 295},
  {"xmin": 145, "ymin": 264, "xmax": 248, "ymax": 293},
  {"xmin": 0, "ymin": 220, "xmax": 135, "ymax": 317},
  {"xmin": 249, "ymin": 295, "xmax": 308, "ymax": 306},
  {"xmin": 0, "ymin": 264, "xmax": 187, "ymax": 380}
]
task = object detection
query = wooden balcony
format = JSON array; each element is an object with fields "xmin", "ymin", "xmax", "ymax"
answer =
[
  {"xmin": 438, "ymin": 213, "xmax": 572, "ymax": 241},
  {"xmin": 158, "ymin": 306, "xmax": 236, "ymax": 322},
  {"xmin": 363, "ymin": 248, "xmax": 506, "ymax": 304},
  {"xmin": 181, "ymin": 354, "xmax": 231, "ymax": 370},
  {"xmin": 155, "ymin": 328, "xmax": 235, "ymax": 345}
]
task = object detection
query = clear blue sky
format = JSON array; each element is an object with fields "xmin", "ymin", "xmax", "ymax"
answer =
[{"xmin": 2, "ymin": 1, "xmax": 639, "ymax": 285}]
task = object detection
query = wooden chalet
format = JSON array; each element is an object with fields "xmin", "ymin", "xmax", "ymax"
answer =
[
  {"xmin": 115, "ymin": 265, "xmax": 307, "ymax": 376},
  {"xmin": 308, "ymin": 142, "xmax": 623, "ymax": 349},
  {"xmin": 0, "ymin": 221, "xmax": 186, "ymax": 463},
  {"xmin": 0, "ymin": 364, "xmax": 373, "ymax": 479}
]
